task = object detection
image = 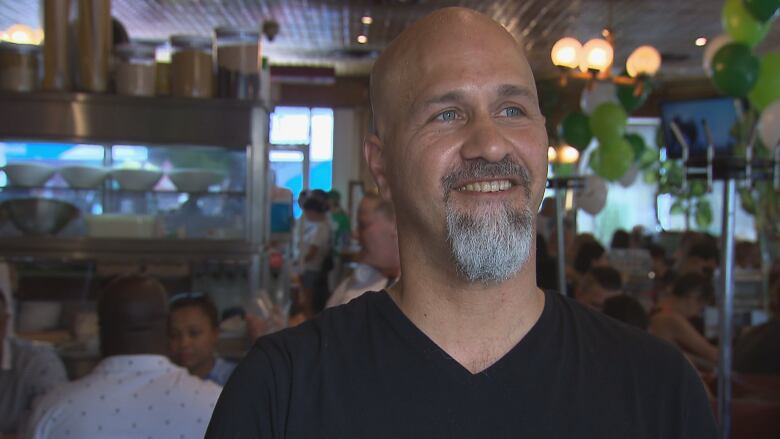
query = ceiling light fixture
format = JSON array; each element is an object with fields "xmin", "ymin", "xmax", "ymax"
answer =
[
  {"xmin": 361, "ymin": 16, "xmax": 373, "ymax": 25},
  {"xmin": 550, "ymin": 0, "xmax": 661, "ymax": 87},
  {"xmin": 357, "ymin": 35, "xmax": 368, "ymax": 44},
  {"xmin": 695, "ymin": 37, "xmax": 707, "ymax": 47},
  {"xmin": 0, "ymin": 24, "xmax": 43, "ymax": 45}
]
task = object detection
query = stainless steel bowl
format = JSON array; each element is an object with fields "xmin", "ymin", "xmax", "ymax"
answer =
[{"xmin": 0, "ymin": 198, "xmax": 80, "ymax": 235}]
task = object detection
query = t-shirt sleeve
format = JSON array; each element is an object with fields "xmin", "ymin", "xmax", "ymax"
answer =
[
  {"xmin": 205, "ymin": 338, "xmax": 288, "ymax": 438},
  {"xmin": 679, "ymin": 357, "xmax": 719, "ymax": 438}
]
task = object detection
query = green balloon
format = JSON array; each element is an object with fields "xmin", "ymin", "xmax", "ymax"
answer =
[
  {"xmin": 617, "ymin": 81, "xmax": 652, "ymax": 113},
  {"xmin": 559, "ymin": 111, "xmax": 593, "ymax": 151},
  {"xmin": 537, "ymin": 80, "xmax": 562, "ymax": 117},
  {"xmin": 748, "ymin": 53, "xmax": 780, "ymax": 111},
  {"xmin": 744, "ymin": 0, "xmax": 780, "ymax": 22},
  {"xmin": 624, "ymin": 133, "xmax": 646, "ymax": 162},
  {"xmin": 711, "ymin": 43, "xmax": 760, "ymax": 97},
  {"xmin": 723, "ymin": 0, "xmax": 771, "ymax": 46},
  {"xmin": 589, "ymin": 102, "xmax": 628, "ymax": 143},
  {"xmin": 591, "ymin": 138, "xmax": 634, "ymax": 181}
]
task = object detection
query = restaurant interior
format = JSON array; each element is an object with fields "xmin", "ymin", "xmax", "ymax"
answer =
[{"xmin": 1, "ymin": 0, "xmax": 780, "ymax": 438}]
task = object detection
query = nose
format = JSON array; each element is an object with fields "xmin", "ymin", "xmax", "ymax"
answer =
[{"xmin": 459, "ymin": 113, "xmax": 513, "ymax": 163}]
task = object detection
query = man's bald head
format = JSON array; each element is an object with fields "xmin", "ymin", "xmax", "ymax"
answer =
[
  {"xmin": 98, "ymin": 274, "xmax": 168, "ymax": 357},
  {"xmin": 370, "ymin": 7, "xmax": 537, "ymax": 138}
]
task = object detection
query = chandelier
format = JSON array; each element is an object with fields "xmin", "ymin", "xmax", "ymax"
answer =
[{"xmin": 550, "ymin": 28, "xmax": 662, "ymax": 86}]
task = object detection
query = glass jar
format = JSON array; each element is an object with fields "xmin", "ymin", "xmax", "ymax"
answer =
[
  {"xmin": 214, "ymin": 27, "xmax": 260, "ymax": 99},
  {"xmin": 76, "ymin": 0, "xmax": 111, "ymax": 92},
  {"xmin": 0, "ymin": 42, "xmax": 40, "ymax": 92},
  {"xmin": 170, "ymin": 35, "xmax": 213, "ymax": 98},
  {"xmin": 115, "ymin": 43, "xmax": 156, "ymax": 96},
  {"xmin": 42, "ymin": 0, "xmax": 71, "ymax": 91}
]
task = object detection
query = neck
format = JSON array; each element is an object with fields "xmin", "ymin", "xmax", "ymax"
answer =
[
  {"xmin": 190, "ymin": 355, "xmax": 216, "ymax": 379},
  {"xmin": 390, "ymin": 231, "xmax": 544, "ymax": 374}
]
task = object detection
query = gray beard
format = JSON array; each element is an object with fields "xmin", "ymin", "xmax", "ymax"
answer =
[{"xmin": 445, "ymin": 200, "xmax": 534, "ymax": 283}]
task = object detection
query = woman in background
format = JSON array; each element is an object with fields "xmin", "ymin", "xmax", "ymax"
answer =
[
  {"xmin": 649, "ymin": 272, "xmax": 718, "ymax": 370},
  {"xmin": 168, "ymin": 293, "xmax": 236, "ymax": 386}
]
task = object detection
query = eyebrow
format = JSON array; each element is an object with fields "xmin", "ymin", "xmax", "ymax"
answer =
[{"xmin": 496, "ymin": 84, "xmax": 536, "ymax": 100}]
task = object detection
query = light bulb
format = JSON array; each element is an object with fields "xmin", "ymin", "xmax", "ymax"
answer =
[
  {"xmin": 558, "ymin": 145, "xmax": 580, "ymax": 164},
  {"xmin": 548, "ymin": 146, "xmax": 558, "ymax": 163},
  {"xmin": 551, "ymin": 37, "xmax": 582, "ymax": 69},
  {"xmin": 579, "ymin": 38, "xmax": 614, "ymax": 73},
  {"xmin": 626, "ymin": 45, "xmax": 661, "ymax": 77},
  {"xmin": 357, "ymin": 35, "xmax": 368, "ymax": 44},
  {"xmin": 3, "ymin": 24, "xmax": 38, "ymax": 45},
  {"xmin": 361, "ymin": 16, "xmax": 373, "ymax": 25}
]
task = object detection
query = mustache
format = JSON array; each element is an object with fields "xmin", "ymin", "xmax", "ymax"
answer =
[{"xmin": 441, "ymin": 158, "xmax": 532, "ymax": 200}]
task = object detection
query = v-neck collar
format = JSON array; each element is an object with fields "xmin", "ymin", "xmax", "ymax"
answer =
[{"xmin": 372, "ymin": 289, "xmax": 552, "ymax": 379}]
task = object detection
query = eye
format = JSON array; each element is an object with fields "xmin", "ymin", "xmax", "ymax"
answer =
[
  {"xmin": 499, "ymin": 106, "xmax": 525, "ymax": 118},
  {"xmin": 434, "ymin": 109, "xmax": 458, "ymax": 122}
]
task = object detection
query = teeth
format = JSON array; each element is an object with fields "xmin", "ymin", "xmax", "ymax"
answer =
[{"xmin": 457, "ymin": 180, "xmax": 513, "ymax": 193}]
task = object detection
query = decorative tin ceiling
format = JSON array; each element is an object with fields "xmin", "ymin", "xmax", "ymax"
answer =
[{"xmin": 1, "ymin": 0, "xmax": 779, "ymax": 78}]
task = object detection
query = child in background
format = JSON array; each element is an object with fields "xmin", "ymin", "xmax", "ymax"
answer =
[{"xmin": 168, "ymin": 293, "xmax": 236, "ymax": 386}]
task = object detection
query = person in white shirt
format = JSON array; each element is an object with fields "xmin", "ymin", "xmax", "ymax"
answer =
[
  {"xmin": 327, "ymin": 193, "xmax": 400, "ymax": 307},
  {"xmin": 24, "ymin": 275, "xmax": 221, "ymax": 439},
  {"xmin": 1, "ymin": 285, "xmax": 67, "ymax": 436}
]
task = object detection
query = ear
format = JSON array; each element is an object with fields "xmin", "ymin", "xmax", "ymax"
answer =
[{"xmin": 363, "ymin": 133, "xmax": 393, "ymax": 201}]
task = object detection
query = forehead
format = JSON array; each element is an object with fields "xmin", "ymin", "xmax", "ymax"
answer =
[{"xmin": 404, "ymin": 35, "xmax": 532, "ymax": 100}]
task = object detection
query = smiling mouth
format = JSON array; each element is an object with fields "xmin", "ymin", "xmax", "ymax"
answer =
[{"xmin": 455, "ymin": 179, "xmax": 514, "ymax": 193}]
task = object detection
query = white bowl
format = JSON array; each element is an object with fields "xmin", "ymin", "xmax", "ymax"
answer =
[
  {"xmin": 2, "ymin": 162, "xmax": 56, "ymax": 187},
  {"xmin": 169, "ymin": 169, "xmax": 226, "ymax": 193},
  {"xmin": 17, "ymin": 301, "xmax": 63, "ymax": 332},
  {"xmin": 60, "ymin": 165, "xmax": 109, "ymax": 189},
  {"xmin": 111, "ymin": 168, "xmax": 163, "ymax": 191},
  {"xmin": 85, "ymin": 214, "xmax": 157, "ymax": 238}
]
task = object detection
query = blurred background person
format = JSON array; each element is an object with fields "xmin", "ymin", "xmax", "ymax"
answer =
[
  {"xmin": 0, "ymin": 287, "xmax": 67, "ymax": 436},
  {"xmin": 649, "ymin": 272, "xmax": 718, "ymax": 371},
  {"xmin": 168, "ymin": 293, "xmax": 236, "ymax": 386},
  {"xmin": 603, "ymin": 294, "xmax": 650, "ymax": 330},
  {"xmin": 327, "ymin": 194, "xmax": 400, "ymax": 307},
  {"xmin": 572, "ymin": 240, "xmax": 608, "ymax": 287},
  {"xmin": 610, "ymin": 229, "xmax": 631, "ymax": 249},
  {"xmin": 678, "ymin": 240, "xmax": 720, "ymax": 278},
  {"xmin": 733, "ymin": 267, "xmax": 780, "ymax": 375},
  {"xmin": 574, "ymin": 266, "xmax": 623, "ymax": 311},
  {"xmin": 24, "ymin": 275, "xmax": 220, "ymax": 439}
]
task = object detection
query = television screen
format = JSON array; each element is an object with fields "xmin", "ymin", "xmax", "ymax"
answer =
[{"xmin": 660, "ymin": 97, "xmax": 741, "ymax": 159}]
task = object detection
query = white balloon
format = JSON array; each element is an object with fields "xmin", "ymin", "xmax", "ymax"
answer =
[
  {"xmin": 703, "ymin": 34, "xmax": 732, "ymax": 78},
  {"xmin": 618, "ymin": 164, "xmax": 640, "ymax": 188},
  {"xmin": 580, "ymin": 81, "xmax": 618, "ymax": 115},
  {"xmin": 576, "ymin": 175, "xmax": 609, "ymax": 215},
  {"xmin": 759, "ymin": 101, "xmax": 780, "ymax": 149}
]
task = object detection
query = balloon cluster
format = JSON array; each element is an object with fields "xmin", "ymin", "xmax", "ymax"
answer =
[
  {"xmin": 707, "ymin": 0, "xmax": 779, "ymax": 149},
  {"xmin": 558, "ymin": 79, "xmax": 653, "ymax": 184}
]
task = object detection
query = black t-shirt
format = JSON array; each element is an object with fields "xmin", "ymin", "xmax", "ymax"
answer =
[{"xmin": 207, "ymin": 290, "xmax": 718, "ymax": 438}]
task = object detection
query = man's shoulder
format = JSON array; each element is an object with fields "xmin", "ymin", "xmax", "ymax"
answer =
[
  {"xmin": 252, "ymin": 291, "xmax": 386, "ymax": 361},
  {"xmin": 549, "ymin": 292, "xmax": 686, "ymax": 368}
]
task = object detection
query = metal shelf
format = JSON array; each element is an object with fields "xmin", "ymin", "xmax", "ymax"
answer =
[
  {"xmin": 0, "ymin": 237, "xmax": 258, "ymax": 262},
  {"xmin": 0, "ymin": 91, "xmax": 268, "ymax": 148},
  {"xmin": 0, "ymin": 186, "xmax": 247, "ymax": 197}
]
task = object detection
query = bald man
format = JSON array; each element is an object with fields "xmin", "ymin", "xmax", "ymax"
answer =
[{"xmin": 207, "ymin": 8, "xmax": 717, "ymax": 438}]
